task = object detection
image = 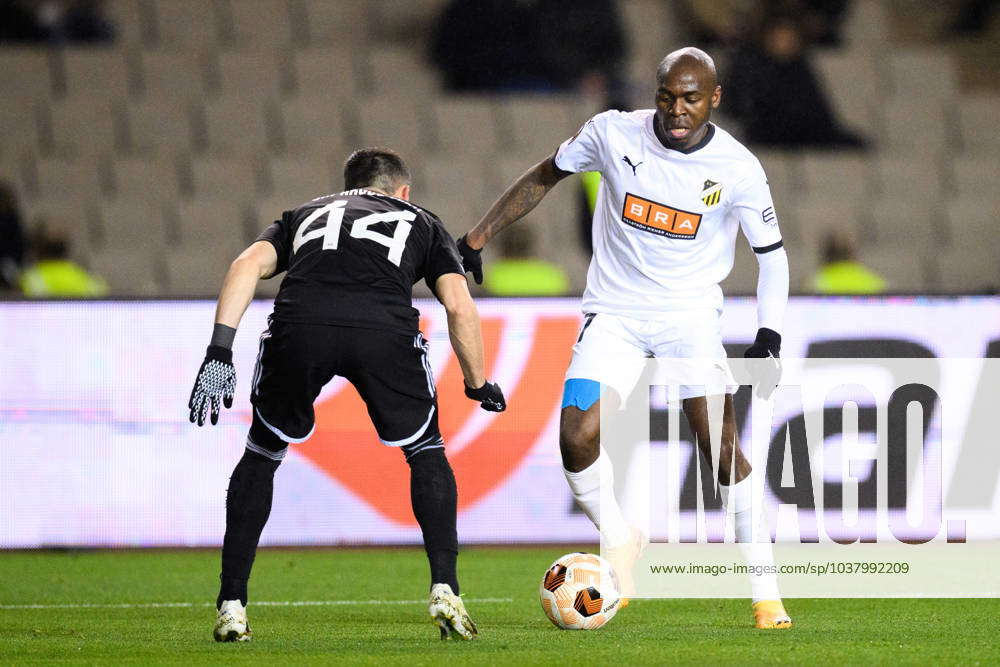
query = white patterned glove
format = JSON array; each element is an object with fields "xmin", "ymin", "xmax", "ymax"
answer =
[{"xmin": 189, "ymin": 345, "xmax": 236, "ymax": 426}]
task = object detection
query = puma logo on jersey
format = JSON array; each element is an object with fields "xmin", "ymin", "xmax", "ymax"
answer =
[
  {"xmin": 622, "ymin": 155, "xmax": 643, "ymax": 175},
  {"xmin": 621, "ymin": 192, "xmax": 701, "ymax": 239},
  {"xmin": 701, "ymin": 179, "xmax": 723, "ymax": 207}
]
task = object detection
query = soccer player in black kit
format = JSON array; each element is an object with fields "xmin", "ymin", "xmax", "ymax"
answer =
[{"xmin": 187, "ymin": 148, "xmax": 506, "ymax": 642}]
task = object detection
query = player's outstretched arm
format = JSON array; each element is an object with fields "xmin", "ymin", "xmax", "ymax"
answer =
[
  {"xmin": 188, "ymin": 241, "xmax": 278, "ymax": 426},
  {"xmin": 457, "ymin": 152, "xmax": 570, "ymax": 283},
  {"xmin": 435, "ymin": 273, "xmax": 506, "ymax": 412}
]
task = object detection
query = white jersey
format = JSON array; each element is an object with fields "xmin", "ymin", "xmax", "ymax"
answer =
[{"xmin": 555, "ymin": 109, "xmax": 783, "ymax": 317}]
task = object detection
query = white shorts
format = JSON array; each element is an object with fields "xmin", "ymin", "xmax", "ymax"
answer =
[{"xmin": 565, "ymin": 310, "xmax": 736, "ymax": 402}]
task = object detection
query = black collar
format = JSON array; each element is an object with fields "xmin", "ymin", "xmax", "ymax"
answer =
[{"xmin": 668, "ymin": 123, "xmax": 715, "ymax": 154}]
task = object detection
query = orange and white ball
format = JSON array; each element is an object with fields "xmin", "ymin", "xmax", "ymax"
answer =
[{"xmin": 539, "ymin": 552, "xmax": 621, "ymax": 630}]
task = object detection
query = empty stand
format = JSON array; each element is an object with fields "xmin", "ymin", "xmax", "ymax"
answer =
[
  {"xmin": 164, "ymin": 242, "xmax": 245, "ymax": 296},
  {"xmin": 432, "ymin": 96, "xmax": 502, "ymax": 155},
  {"xmin": 367, "ymin": 47, "xmax": 441, "ymax": 97},
  {"xmin": 198, "ymin": 95, "xmax": 279, "ymax": 155},
  {"xmin": 857, "ymin": 247, "xmax": 930, "ymax": 292},
  {"xmin": 45, "ymin": 98, "xmax": 125, "ymax": 157},
  {"xmin": 147, "ymin": 0, "xmax": 223, "ymax": 50},
  {"xmin": 123, "ymin": 98, "xmax": 197, "ymax": 155},
  {"xmin": 174, "ymin": 198, "xmax": 255, "ymax": 247},
  {"xmin": 187, "ymin": 155, "xmax": 267, "ymax": 199},
  {"xmin": 222, "ymin": 0, "xmax": 295, "ymax": 49},
  {"xmin": 950, "ymin": 157, "xmax": 999, "ymax": 202},
  {"xmin": 799, "ymin": 152, "xmax": 873, "ymax": 204},
  {"xmin": 277, "ymin": 95, "xmax": 352, "ymax": 157},
  {"xmin": 0, "ymin": 49, "xmax": 54, "ymax": 101},
  {"xmin": 135, "ymin": 50, "xmax": 209, "ymax": 100},
  {"xmin": 290, "ymin": 48, "xmax": 361, "ymax": 98},
  {"xmin": 267, "ymin": 156, "xmax": 337, "ymax": 204},
  {"xmin": 503, "ymin": 96, "xmax": 588, "ymax": 156},
  {"xmin": 296, "ymin": 0, "xmax": 370, "ymax": 46},
  {"xmin": 213, "ymin": 50, "xmax": 290, "ymax": 96},
  {"xmin": 31, "ymin": 156, "xmax": 108, "ymax": 203},
  {"xmin": 109, "ymin": 156, "xmax": 181, "ymax": 201},
  {"xmin": 356, "ymin": 96, "xmax": 430, "ymax": 158},
  {"xmin": 875, "ymin": 156, "xmax": 944, "ymax": 204},
  {"xmin": 957, "ymin": 95, "xmax": 1000, "ymax": 155},
  {"xmin": 59, "ymin": 49, "xmax": 132, "ymax": 99}
]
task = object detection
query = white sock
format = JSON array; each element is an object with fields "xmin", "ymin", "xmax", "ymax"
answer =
[
  {"xmin": 563, "ymin": 449, "xmax": 632, "ymax": 547},
  {"xmin": 721, "ymin": 476, "xmax": 781, "ymax": 603}
]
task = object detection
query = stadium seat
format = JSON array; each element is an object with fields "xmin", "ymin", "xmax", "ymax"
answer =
[
  {"xmin": 950, "ymin": 157, "xmax": 999, "ymax": 203},
  {"xmin": 188, "ymin": 155, "xmax": 267, "ymax": 199},
  {"xmin": 0, "ymin": 48, "xmax": 54, "ymax": 100},
  {"xmin": 875, "ymin": 156, "xmax": 944, "ymax": 205},
  {"xmin": 886, "ymin": 50, "xmax": 958, "ymax": 100},
  {"xmin": 368, "ymin": 0, "xmax": 449, "ymax": 43},
  {"xmin": 109, "ymin": 156, "xmax": 181, "ymax": 201},
  {"xmin": 135, "ymin": 50, "xmax": 209, "ymax": 100},
  {"xmin": 59, "ymin": 49, "xmax": 132, "ymax": 99},
  {"xmin": 174, "ymin": 198, "xmax": 255, "ymax": 247},
  {"xmin": 503, "ymin": 96, "xmax": 587, "ymax": 156},
  {"xmin": 102, "ymin": 0, "xmax": 147, "ymax": 46},
  {"xmin": 945, "ymin": 201, "xmax": 1000, "ymax": 255},
  {"xmin": 431, "ymin": 96, "xmax": 502, "ymax": 155},
  {"xmin": 90, "ymin": 246, "xmax": 163, "ymax": 295},
  {"xmin": 620, "ymin": 0, "xmax": 679, "ymax": 65},
  {"xmin": 32, "ymin": 156, "xmax": 108, "ymax": 203},
  {"xmin": 356, "ymin": 96, "xmax": 430, "ymax": 159},
  {"xmin": 290, "ymin": 48, "xmax": 361, "ymax": 98},
  {"xmin": 199, "ymin": 95, "xmax": 279, "ymax": 155},
  {"xmin": 882, "ymin": 99, "xmax": 949, "ymax": 156},
  {"xmin": 857, "ymin": 247, "xmax": 929, "ymax": 292},
  {"xmin": 253, "ymin": 196, "xmax": 295, "ymax": 227},
  {"xmin": 790, "ymin": 201, "xmax": 869, "ymax": 253},
  {"xmin": 147, "ymin": 0, "xmax": 223, "ymax": 49},
  {"xmin": 799, "ymin": 152, "xmax": 872, "ymax": 203},
  {"xmin": 97, "ymin": 198, "xmax": 170, "ymax": 254},
  {"xmin": 841, "ymin": 0, "xmax": 890, "ymax": 51},
  {"xmin": 267, "ymin": 157, "xmax": 337, "ymax": 204},
  {"xmin": 123, "ymin": 98, "xmax": 197, "ymax": 156},
  {"xmin": 957, "ymin": 95, "xmax": 1000, "ymax": 155},
  {"xmin": 814, "ymin": 52, "xmax": 879, "ymax": 135},
  {"xmin": 164, "ymin": 242, "xmax": 245, "ymax": 296},
  {"xmin": 934, "ymin": 247, "xmax": 999, "ymax": 293},
  {"xmin": 719, "ymin": 242, "xmax": 758, "ymax": 296},
  {"xmin": 418, "ymin": 156, "xmax": 492, "ymax": 233},
  {"xmin": 869, "ymin": 200, "xmax": 941, "ymax": 249},
  {"xmin": 367, "ymin": 47, "xmax": 440, "ymax": 97},
  {"xmin": 45, "ymin": 97, "xmax": 124, "ymax": 157},
  {"xmin": 298, "ymin": 0, "xmax": 370, "ymax": 46},
  {"xmin": 0, "ymin": 99, "xmax": 44, "ymax": 159},
  {"xmin": 22, "ymin": 199, "xmax": 98, "ymax": 261},
  {"xmin": 213, "ymin": 50, "xmax": 290, "ymax": 96},
  {"xmin": 222, "ymin": 0, "xmax": 294, "ymax": 49},
  {"xmin": 276, "ymin": 95, "xmax": 352, "ymax": 157}
]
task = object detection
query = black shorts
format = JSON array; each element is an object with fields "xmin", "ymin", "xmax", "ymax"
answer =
[{"xmin": 250, "ymin": 318, "xmax": 440, "ymax": 449}]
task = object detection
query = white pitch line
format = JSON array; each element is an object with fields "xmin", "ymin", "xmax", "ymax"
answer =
[{"xmin": 0, "ymin": 598, "xmax": 513, "ymax": 611}]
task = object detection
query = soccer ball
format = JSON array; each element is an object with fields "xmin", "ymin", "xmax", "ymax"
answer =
[{"xmin": 539, "ymin": 552, "xmax": 622, "ymax": 630}]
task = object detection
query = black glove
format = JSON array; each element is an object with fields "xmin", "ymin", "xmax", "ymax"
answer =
[
  {"xmin": 464, "ymin": 380, "xmax": 507, "ymax": 412},
  {"xmin": 744, "ymin": 328, "xmax": 781, "ymax": 399},
  {"xmin": 189, "ymin": 345, "xmax": 236, "ymax": 426},
  {"xmin": 456, "ymin": 234, "xmax": 484, "ymax": 285}
]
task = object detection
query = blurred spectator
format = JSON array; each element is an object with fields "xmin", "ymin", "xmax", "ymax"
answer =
[
  {"xmin": 431, "ymin": 0, "xmax": 627, "ymax": 95},
  {"xmin": 679, "ymin": 0, "xmax": 849, "ymax": 48},
  {"xmin": 0, "ymin": 0, "xmax": 114, "ymax": 44},
  {"xmin": 724, "ymin": 13, "xmax": 867, "ymax": 148},
  {"xmin": 483, "ymin": 223, "xmax": 569, "ymax": 296},
  {"xmin": 812, "ymin": 228, "xmax": 885, "ymax": 294},
  {"xmin": 945, "ymin": 0, "xmax": 998, "ymax": 38},
  {"xmin": 20, "ymin": 221, "xmax": 108, "ymax": 297},
  {"xmin": 0, "ymin": 182, "xmax": 26, "ymax": 290}
]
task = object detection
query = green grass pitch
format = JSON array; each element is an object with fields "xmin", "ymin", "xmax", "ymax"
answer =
[{"xmin": 1, "ymin": 547, "xmax": 997, "ymax": 665}]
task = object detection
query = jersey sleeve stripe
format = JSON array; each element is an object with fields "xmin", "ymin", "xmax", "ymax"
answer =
[{"xmin": 752, "ymin": 240, "xmax": 784, "ymax": 254}]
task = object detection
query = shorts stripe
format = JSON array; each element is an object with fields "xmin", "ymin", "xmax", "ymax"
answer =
[
  {"xmin": 414, "ymin": 333, "xmax": 435, "ymax": 397},
  {"xmin": 246, "ymin": 435, "xmax": 288, "ymax": 461},
  {"xmin": 379, "ymin": 404, "xmax": 436, "ymax": 447},
  {"xmin": 255, "ymin": 407, "xmax": 315, "ymax": 444},
  {"xmin": 251, "ymin": 321, "xmax": 273, "ymax": 395}
]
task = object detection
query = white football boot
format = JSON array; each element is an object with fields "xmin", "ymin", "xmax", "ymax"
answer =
[
  {"xmin": 428, "ymin": 583, "xmax": 478, "ymax": 640},
  {"xmin": 214, "ymin": 599, "xmax": 252, "ymax": 642}
]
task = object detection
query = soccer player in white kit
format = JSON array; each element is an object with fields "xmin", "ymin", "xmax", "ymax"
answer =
[{"xmin": 457, "ymin": 47, "xmax": 791, "ymax": 629}]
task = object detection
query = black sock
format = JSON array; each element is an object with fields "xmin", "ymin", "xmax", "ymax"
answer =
[
  {"xmin": 217, "ymin": 449, "xmax": 281, "ymax": 608},
  {"xmin": 408, "ymin": 448, "xmax": 459, "ymax": 594}
]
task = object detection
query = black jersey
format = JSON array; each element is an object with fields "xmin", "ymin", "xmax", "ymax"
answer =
[{"xmin": 256, "ymin": 189, "xmax": 464, "ymax": 334}]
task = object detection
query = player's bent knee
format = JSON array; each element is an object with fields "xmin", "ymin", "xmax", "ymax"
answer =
[
  {"xmin": 400, "ymin": 431, "xmax": 445, "ymax": 462},
  {"xmin": 246, "ymin": 413, "xmax": 289, "ymax": 463}
]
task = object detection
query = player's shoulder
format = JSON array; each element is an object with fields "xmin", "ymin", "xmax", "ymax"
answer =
[
  {"xmin": 587, "ymin": 108, "xmax": 652, "ymax": 132},
  {"xmin": 708, "ymin": 124, "xmax": 766, "ymax": 172}
]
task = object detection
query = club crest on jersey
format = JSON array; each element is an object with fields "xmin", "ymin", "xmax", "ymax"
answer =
[{"xmin": 701, "ymin": 179, "xmax": 723, "ymax": 207}]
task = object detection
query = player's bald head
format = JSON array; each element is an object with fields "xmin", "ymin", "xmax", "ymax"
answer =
[{"xmin": 656, "ymin": 47, "xmax": 717, "ymax": 89}]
